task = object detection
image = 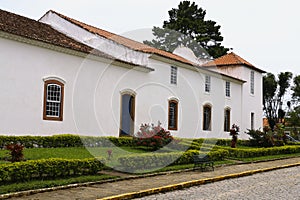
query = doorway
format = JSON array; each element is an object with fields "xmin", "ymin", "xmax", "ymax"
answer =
[{"xmin": 120, "ymin": 93, "xmax": 135, "ymax": 136}]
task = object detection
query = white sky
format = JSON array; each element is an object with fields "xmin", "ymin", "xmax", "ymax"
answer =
[{"xmin": 1, "ymin": 0, "xmax": 300, "ymax": 75}]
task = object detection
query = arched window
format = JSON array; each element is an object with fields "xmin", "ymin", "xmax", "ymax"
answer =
[
  {"xmin": 203, "ymin": 104, "xmax": 212, "ymax": 131},
  {"xmin": 168, "ymin": 99, "xmax": 178, "ymax": 130},
  {"xmin": 224, "ymin": 108, "xmax": 231, "ymax": 132},
  {"xmin": 43, "ymin": 79, "xmax": 64, "ymax": 121}
]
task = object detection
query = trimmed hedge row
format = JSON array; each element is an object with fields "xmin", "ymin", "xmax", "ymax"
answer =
[
  {"xmin": 169, "ymin": 138, "xmax": 251, "ymax": 151},
  {"xmin": 0, "ymin": 158, "xmax": 105, "ymax": 184},
  {"xmin": 0, "ymin": 135, "xmax": 254, "ymax": 149},
  {"xmin": 118, "ymin": 149, "xmax": 229, "ymax": 171},
  {"xmin": 224, "ymin": 145, "xmax": 300, "ymax": 158},
  {"xmin": 0, "ymin": 135, "xmax": 134, "ymax": 148}
]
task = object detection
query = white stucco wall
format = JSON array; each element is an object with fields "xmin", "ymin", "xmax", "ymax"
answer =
[
  {"xmin": 215, "ymin": 65, "xmax": 264, "ymax": 139},
  {"xmin": 0, "ymin": 34, "xmax": 247, "ymax": 139}
]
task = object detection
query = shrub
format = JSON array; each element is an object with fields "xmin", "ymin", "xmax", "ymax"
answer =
[
  {"xmin": 0, "ymin": 158, "xmax": 105, "ymax": 184},
  {"xmin": 0, "ymin": 135, "xmax": 135, "ymax": 149},
  {"xmin": 246, "ymin": 129, "xmax": 275, "ymax": 147},
  {"xmin": 133, "ymin": 122, "xmax": 173, "ymax": 150},
  {"xmin": 223, "ymin": 145, "xmax": 300, "ymax": 158},
  {"xmin": 5, "ymin": 143, "xmax": 24, "ymax": 162},
  {"xmin": 118, "ymin": 149, "xmax": 229, "ymax": 172}
]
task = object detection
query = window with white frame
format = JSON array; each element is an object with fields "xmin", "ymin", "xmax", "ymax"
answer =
[
  {"xmin": 205, "ymin": 75, "xmax": 211, "ymax": 93},
  {"xmin": 250, "ymin": 71, "xmax": 255, "ymax": 94},
  {"xmin": 170, "ymin": 66, "xmax": 177, "ymax": 85},
  {"xmin": 43, "ymin": 80, "xmax": 64, "ymax": 121},
  {"xmin": 225, "ymin": 81, "xmax": 230, "ymax": 97}
]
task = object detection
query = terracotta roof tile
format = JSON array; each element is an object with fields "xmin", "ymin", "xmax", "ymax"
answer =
[
  {"xmin": 49, "ymin": 10, "xmax": 194, "ymax": 66},
  {"xmin": 202, "ymin": 52, "xmax": 265, "ymax": 73},
  {"xmin": 0, "ymin": 9, "xmax": 152, "ymax": 68},
  {"xmin": 0, "ymin": 9, "xmax": 138, "ymax": 64}
]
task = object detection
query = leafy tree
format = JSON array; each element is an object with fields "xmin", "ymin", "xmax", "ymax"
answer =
[
  {"xmin": 286, "ymin": 106, "xmax": 300, "ymax": 137},
  {"xmin": 263, "ymin": 72, "xmax": 293, "ymax": 130},
  {"xmin": 291, "ymin": 75, "xmax": 300, "ymax": 104},
  {"xmin": 144, "ymin": 1, "xmax": 229, "ymax": 58}
]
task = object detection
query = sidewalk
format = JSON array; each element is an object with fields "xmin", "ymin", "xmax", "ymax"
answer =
[{"xmin": 4, "ymin": 157, "xmax": 300, "ymax": 200}]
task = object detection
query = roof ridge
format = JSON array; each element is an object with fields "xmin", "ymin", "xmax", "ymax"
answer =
[
  {"xmin": 48, "ymin": 10, "xmax": 154, "ymax": 51},
  {"xmin": 230, "ymin": 52, "xmax": 253, "ymax": 66},
  {"xmin": 45, "ymin": 10, "xmax": 195, "ymax": 66}
]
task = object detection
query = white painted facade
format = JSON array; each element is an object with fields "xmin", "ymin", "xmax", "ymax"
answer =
[{"xmin": 0, "ymin": 10, "xmax": 264, "ymax": 139}]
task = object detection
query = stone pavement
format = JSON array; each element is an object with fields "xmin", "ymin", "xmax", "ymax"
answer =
[
  {"xmin": 137, "ymin": 166, "xmax": 300, "ymax": 200},
  {"xmin": 3, "ymin": 157, "xmax": 300, "ymax": 200}
]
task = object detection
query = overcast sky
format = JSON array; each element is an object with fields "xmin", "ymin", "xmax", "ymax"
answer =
[{"xmin": 1, "ymin": 0, "xmax": 300, "ymax": 76}]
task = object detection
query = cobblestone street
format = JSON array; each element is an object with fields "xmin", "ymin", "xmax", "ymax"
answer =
[
  {"xmin": 137, "ymin": 166, "xmax": 300, "ymax": 200},
  {"xmin": 4, "ymin": 157, "xmax": 300, "ymax": 200}
]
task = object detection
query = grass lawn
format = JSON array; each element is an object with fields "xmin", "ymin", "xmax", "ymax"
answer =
[
  {"xmin": 0, "ymin": 146, "xmax": 153, "ymax": 161},
  {"xmin": 1, "ymin": 144, "xmax": 300, "ymax": 195}
]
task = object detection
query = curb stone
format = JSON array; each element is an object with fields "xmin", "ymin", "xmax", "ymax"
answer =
[
  {"xmin": 99, "ymin": 162, "xmax": 300, "ymax": 200},
  {"xmin": 0, "ymin": 157, "xmax": 299, "ymax": 199}
]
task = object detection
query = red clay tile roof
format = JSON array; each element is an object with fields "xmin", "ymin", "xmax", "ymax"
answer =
[
  {"xmin": 47, "ymin": 10, "xmax": 194, "ymax": 66},
  {"xmin": 0, "ymin": 9, "xmax": 146, "ymax": 68},
  {"xmin": 202, "ymin": 52, "xmax": 265, "ymax": 73}
]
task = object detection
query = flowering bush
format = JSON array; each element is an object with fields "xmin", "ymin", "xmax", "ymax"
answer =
[
  {"xmin": 134, "ymin": 121, "xmax": 173, "ymax": 150},
  {"xmin": 229, "ymin": 124, "xmax": 239, "ymax": 148}
]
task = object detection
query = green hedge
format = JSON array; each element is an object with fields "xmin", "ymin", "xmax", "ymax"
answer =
[
  {"xmin": 0, "ymin": 158, "xmax": 105, "ymax": 184},
  {"xmin": 0, "ymin": 135, "xmax": 134, "ymax": 148},
  {"xmin": 224, "ymin": 145, "xmax": 300, "ymax": 158},
  {"xmin": 169, "ymin": 138, "xmax": 251, "ymax": 151},
  {"xmin": 118, "ymin": 149, "xmax": 229, "ymax": 171}
]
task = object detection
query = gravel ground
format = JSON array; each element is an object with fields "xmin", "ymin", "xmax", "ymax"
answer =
[{"xmin": 137, "ymin": 166, "xmax": 300, "ymax": 200}]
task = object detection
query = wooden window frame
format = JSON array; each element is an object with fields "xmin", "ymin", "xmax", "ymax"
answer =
[
  {"xmin": 224, "ymin": 108, "xmax": 231, "ymax": 132},
  {"xmin": 168, "ymin": 100, "xmax": 178, "ymax": 130},
  {"xmin": 43, "ymin": 80, "xmax": 64, "ymax": 121},
  {"xmin": 251, "ymin": 112, "xmax": 255, "ymax": 130},
  {"xmin": 203, "ymin": 104, "xmax": 212, "ymax": 131}
]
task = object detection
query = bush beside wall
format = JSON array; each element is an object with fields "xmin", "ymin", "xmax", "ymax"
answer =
[{"xmin": 0, "ymin": 135, "xmax": 134, "ymax": 148}]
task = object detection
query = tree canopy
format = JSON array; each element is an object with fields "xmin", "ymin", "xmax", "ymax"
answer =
[
  {"xmin": 263, "ymin": 72, "xmax": 293, "ymax": 130},
  {"xmin": 144, "ymin": 1, "xmax": 229, "ymax": 59},
  {"xmin": 291, "ymin": 75, "xmax": 300, "ymax": 103}
]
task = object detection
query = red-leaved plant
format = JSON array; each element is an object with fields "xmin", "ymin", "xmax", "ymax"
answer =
[
  {"xmin": 5, "ymin": 143, "xmax": 24, "ymax": 162},
  {"xmin": 134, "ymin": 121, "xmax": 173, "ymax": 150}
]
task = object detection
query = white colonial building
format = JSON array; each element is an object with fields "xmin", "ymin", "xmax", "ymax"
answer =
[{"xmin": 0, "ymin": 9, "xmax": 265, "ymax": 139}]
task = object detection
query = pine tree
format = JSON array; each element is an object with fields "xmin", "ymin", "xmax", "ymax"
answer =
[{"xmin": 144, "ymin": 1, "xmax": 229, "ymax": 58}]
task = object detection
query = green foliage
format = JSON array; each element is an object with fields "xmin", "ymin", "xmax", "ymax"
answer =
[
  {"xmin": 263, "ymin": 72, "xmax": 293, "ymax": 130},
  {"xmin": 245, "ymin": 129, "xmax": 276, "ymax": 147},
  {"xmin": 292, "ymin": 75, "xmax": 300, "ymax": 102},
  {"xmin": 0, "ymin": 135, "xmax": 134, "ymax": 149},
  {"xmin": 143, "ymin": 1, "xmax": 229, "ymax": 58},
  {"xmin": 117, "ymin": 149, "xmax": 229, "ymax": 172},
  {"xmin": 223, "ymin": 145, "xmax": 300, "ymax": 158},
  {"xmin": 286, "ymin": 107, "xmax": 300, "ymax": 137},
  {"xmin": 0, "ymin": 158, "xmax": 105, "ymax": 184}
]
